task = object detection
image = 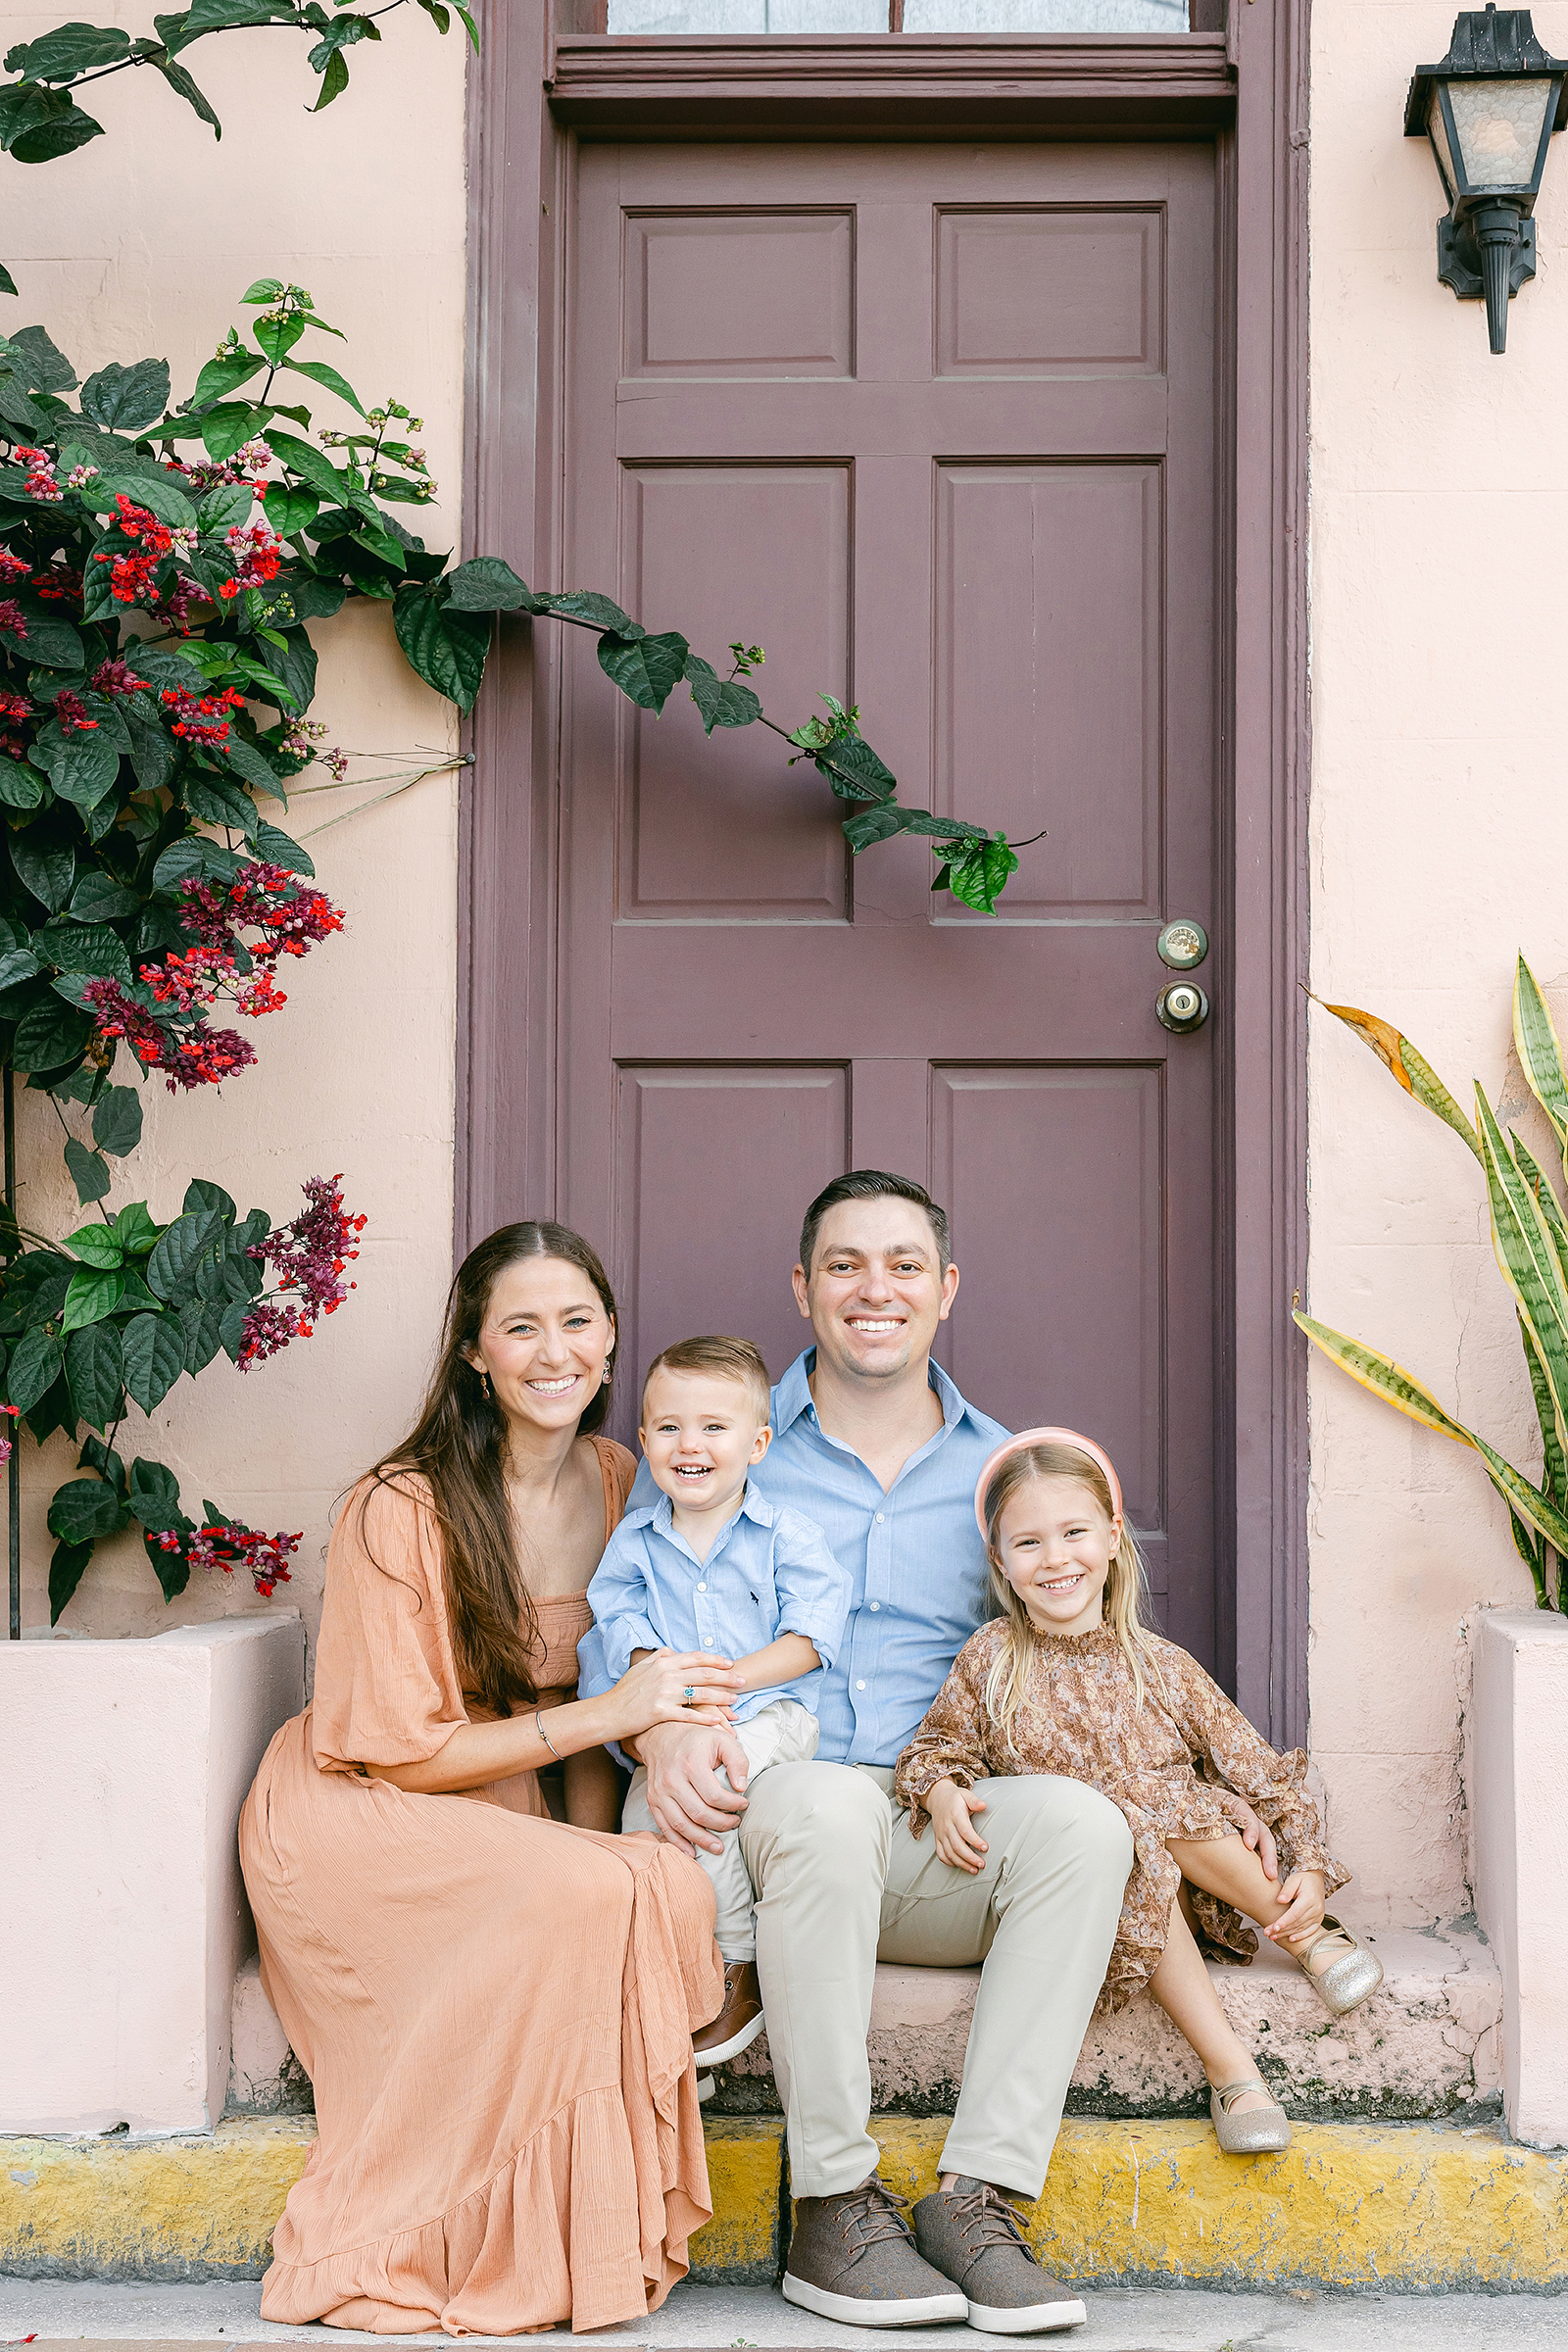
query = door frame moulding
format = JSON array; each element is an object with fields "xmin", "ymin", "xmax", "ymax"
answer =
[{"xmin": 459, "ymin": 1, "xmax": 1311, "ymax": 1744}]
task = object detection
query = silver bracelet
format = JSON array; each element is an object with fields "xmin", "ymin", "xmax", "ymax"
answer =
[{"xmin": 535, "ymin": 1707, "xmax": 562, "ymax": 1762}]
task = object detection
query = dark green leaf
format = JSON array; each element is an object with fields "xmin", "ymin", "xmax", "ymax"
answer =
[
  {"xmin": 264, "ymin": 428, "xmax": 343, "ymax": 501},
  {"xmin": 598, "ymin": 628, "xmax": 688, "ymax": 715},
  {"xmin": 281, "ymin": 572, "xmax": 345, "ymax": 621},
  {"xmin": 37, "ymin": 919, "xmax": 132, "ymax": 982},
  {"xmin": 240, "ymin": 277, "xmax": 286, "ymax": 304},
  {"xmin": 29, "ymin": 722, "xmax": 120, "ymax": 812},
  {"xmin": 221, "ymin": 739, "xmax": 284, "ymax": 806},
  {"xmin": 260, "ymin": 480, "xmax": 318, "ymax": 536},
  {"xmin": 147, "ymin": 1208, "xmax": 221, "ymax": 1303},
  {"xmin": 67, "ymin": 873, "xmax": 143, "ymax": 923},
  {"xmin": 13, "ymin": 994, "xmax": 92, "ymax": 1073},
  {"xmin": 65, "ymin": 1319, "xmax": 122, "ymax": 1429},
  {"xmin": 92, "ymin": 1085, "xmax": 143, "ymax": 1157},
  {"xmin": 11, "ymin": 835, "xmax": 74, "ymax": 912},
  {"xmin": 0, "ymin": 372, "xmax": 46, "ymax": 436},
  {"xmin": 183, "ymin": 1178, "xmax": 236, "ymax": 1221},
  {"xmin": 93, "ymin": 467, "xmax": 194, "ymax": 527},
  {"xmin": 220, "ymin": 1298, "xmax": 250, "ymax": 1361},
  {"xmin": 312, "ymin": 45, "xmax": 350, "ymax": 108},
  {"xmin": 684, "ymin": 655, "xmax": 762, "ymax": 735},
  {"xmin": 48, "ymin": 1475, "xmax": 128, "ymax": 1544},
  {"xmin": 6, "ymin": 1326, "xmax": 63, "ymax": 1414},
  {"xmin": 77, "ymin": 1432, "xmax": 126, "ymax": 1494},
  {"xmin": 151, "ymin": 839, "xmax": 206, "ymax": 895},
  {"xmin": 247, "ymin": 625, "xmax": 315, "ymax": 715},
  {"xmin": 0, "ymin": 760, "xmax": 46, "ymax": 812},
  {"xmin": 452, "ymin": 0, "xmax": 477, "ymax": 47},
  {"xmin": 199, "ymin": 401, "xmax": 266, "ymax": 464},
  {"xmin": 538, "ymin": 590, "xmax": 635, "ymax": 631},
  {"xmin": 254, "ymin": 313, "xmax": 305, "ymax": 366},
  {"xmin": 111, "ymin": 1200, "xmax": 162, "ymax": 1256},
  {"xmin": 184, "ymin": 768, "xmax": 257, "ymax": 833},
  {"xmin": 126, "ymin": 1451, "xmax": 183, "ymax": 1532},
  {"xmin": 941, "ymin": 836, "xmax": 1020, "ymax": 915},
  {"xmin": 442, "ymin": 557, "xmax": 533, "ymax": 612},
  {"xmin": 0, "ymin": 264, "xmax": 17, "ymax": 297},
  {"xmin": 62, "ymin": 1264, "xmax": 125, "ymax": 1331},
  {"xmin": 49, "ymin": 1540, "xmax": 94, "ymax": 1623},
  {"xmin": 182, "ymin": 0, "xmax": 295, "ymax": 28},
  {"xmin": 24, "ymin": 1369, "xmax": 75, "ymax": 1446},
  {"xmin": 64, "ymin": 1139, "xmax": 111, "ymax": 1206},
  {"xmin": 392, "ymin": 585, "xmax": 490, "ymax": 711},
  {"xmin": 0, "ymin": 87, "xmax": 99, "ymax": 167},
  {"xmin": 6, "ymin": 325, "xmax": 76, "ymax": 391},
  {"xmin": 122, "ymin": 1311, "xmax": 184, "ymax": 1413},
  {"xmin": 187, "ymin": 351, "xmax": 265, "ymax": 410},
  {"xmin": 842, "ymin": 806, "xmax": 990, "ymax": 853},
  {"xmin": 152, "ymin": 51, "xmax": 220, "ymax": 135},
  {"xmin": 254, "ymin": 822, "xmax": 313, "ymax": 876},
  {"xmin": 63, "ymin": 1218, "xmax": 123, "ymax": 1268},
  {"xmin": 179, "ymin": 1296, "xmax": 223, "ymax": 1373},
  {"xmin": 9, "ymin": 24, "xmax": 131, "ymax": 81},
  {"xmin": 0, "ymin": 948, "xmax": 40, "ymax": 991},
  {"xmin": 195, "ymin": 482, "xmax": 253, "ymax": 534},
  {"xmin": 814, "ymin": 735, "xmax": 897, "ymax": 805},
  {"xmin": 80, "ymin": 358, "xmax": 170, "ymax": 433},
  {"xmin": 0, "ymin": 596, "xmax": 83, "ymax": 669}
]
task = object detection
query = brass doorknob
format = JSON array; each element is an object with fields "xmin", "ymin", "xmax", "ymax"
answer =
[{"xmin": 1156, "ymin": 980, "xmax": 1209, "ymax": 1033}]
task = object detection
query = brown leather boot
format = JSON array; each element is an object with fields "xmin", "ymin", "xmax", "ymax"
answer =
[{"xmin": 693, "ymin": 1958, "xmax": 765, "ymax": 2064}]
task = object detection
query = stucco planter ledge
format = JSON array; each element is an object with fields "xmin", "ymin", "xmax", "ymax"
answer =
[
  {"xmin": 0, "ymin": 1614, "xmax": 306, "ymax": 2138},
  {"xmin": 1473, "ymin": 1605, "xmax": 1568, "ymax": 2149}
]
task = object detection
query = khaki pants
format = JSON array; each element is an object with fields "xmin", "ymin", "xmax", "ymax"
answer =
[
  {"xmin": 622, "ymin": 1697, "xmax": 818, "ymax": 1960},
  {"xmin": 739, "ymin": 1762, "xmax": 1132, "ymax": 2200}
]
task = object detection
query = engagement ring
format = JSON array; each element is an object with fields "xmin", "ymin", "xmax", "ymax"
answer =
[{"xmin": 682, "ymin": 1685, "xmax": 696, "ymax": 1704}]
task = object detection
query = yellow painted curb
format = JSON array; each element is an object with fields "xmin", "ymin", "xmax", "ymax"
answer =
[
  {"xmin": 874, "ymin": 2117, "xmax": 1568, "ymax": 2291},
  {"xmin": 0, "ymin": 2115, "xmax": 784, "ymax": 2285}
]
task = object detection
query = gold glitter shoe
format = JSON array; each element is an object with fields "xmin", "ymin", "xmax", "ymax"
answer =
[
  {"xmin": 1287, "ymin": 1915, "xmax": 1385, "ymax": 2018},
  {"xmin": 1209, "ymin": 2078, "xmax": 1292, "ymax": 2156}
]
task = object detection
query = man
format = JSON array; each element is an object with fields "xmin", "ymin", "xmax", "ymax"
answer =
[{"xmin": 601, "ymin": 1172, "xmax": 1268, "ymax": 2333}]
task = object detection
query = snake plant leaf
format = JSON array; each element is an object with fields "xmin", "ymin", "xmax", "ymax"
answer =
[
  {"xmin": 1517, "ymin": 1312, "xmax": 1568, "ymax": 1513},
  {"xmin": 1317, "ymin": 998, "xmax": 1481, "ymax": 1161},
  {"xmin": 1511, "ymin": 1134, "xmax": 1568, "ymax": 1290},
  {"xmin": 1473, "ymin": 1087, "xmax": 1568, "ymax": 1461},
  {"xmin": 1294, "ymin": 1309, "xmax": 1568, "ymax": 1563},
  {"xmin": 1513, "ymin": 956, "xmax": 1568, "ymax": 1160}
]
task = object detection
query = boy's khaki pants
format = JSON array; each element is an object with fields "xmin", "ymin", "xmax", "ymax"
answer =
[
  {"xmin": 737, "ymin": 1761, "xmax": 1132, "ymax": 2201},
  {"xmin": 621, "ymin": 1696, "xmax": 818, "ymax": 1960}
]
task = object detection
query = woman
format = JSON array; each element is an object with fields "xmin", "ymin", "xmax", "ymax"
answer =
[{"xmin": 239, "ymin": 1222, "xmax": 738, "ymax": 2335}]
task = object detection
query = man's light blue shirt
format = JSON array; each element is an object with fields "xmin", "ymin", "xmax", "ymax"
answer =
[
  {"xmin": 583, "ymin": 1349, "xmax": 1007, "ymax": 1768},
  {"xmin": 584, "ymin": 1480, "xmax": 850, "ymax": 1723}
]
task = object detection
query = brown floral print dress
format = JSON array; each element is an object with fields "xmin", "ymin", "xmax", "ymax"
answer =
[{"xmin": 895, "ymin": 1619, "xmax": 1347, "ymax": 2013}]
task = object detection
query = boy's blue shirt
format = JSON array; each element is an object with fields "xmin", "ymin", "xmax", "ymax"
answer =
[
  {"xmin": 584, "ymin": 1478, "xmax": 850, "ymax": 1722},
  {"xmin": 577, "ymin": 1348, "xmax": 1007, "ymax": 1767}
]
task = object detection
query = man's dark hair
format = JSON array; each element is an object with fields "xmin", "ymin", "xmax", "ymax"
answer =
[{"xmin": 798, "ymin": 1171, "xmax": 952, "ymax": 1278}]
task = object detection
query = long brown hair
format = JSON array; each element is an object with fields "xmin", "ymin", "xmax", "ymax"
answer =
[
  {"xmin": 980, "ymin": 1440, "xmax": 1166, "ymax": 1735},
  {"xmin": 364, "ymin": 1221, "xmax": 618, "ymax": 1717}
]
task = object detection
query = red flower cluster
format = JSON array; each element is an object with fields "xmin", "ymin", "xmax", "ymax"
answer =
[
  {"xmin": 54, "ymin": 690, "xmax": 98, "ymax": 733},
  {"xmin": 160, "ymin": 684, "xmax": 244, "ymax": 748},
  {"xmin": 0, "ymin": 599, "xmax": 27, "ymax": 641},
  {"xmin": 0, "ymin": 549, "xmax": 28, "ymax": 583},
  {"xmin": 89, "ymin": 658, "xmax": 154, "ymax": 700},
  {"xmin": 178, "ymin": 862, "xmax": 345, "ymax": 967},
  {"xmin": 94, "ymin": 497, "xmax": 174, "ymax": 606},
  {"xmin": 218, "ymin": 518, "xmax": 282, "ymax": 601},
  {"xmin": 239, "ymin": 1174, "xmax": 365, "ymax": 1367},
  {"xmin": 0, "ymin": 690, "xmax": 31, "ymax": 721},
  {"xmin": 32, "ymin": 564, "xmax": 82, "ymax": 606},
  {"xmin": 0, "ymin": 1402, "xmax": 19, "ymax": 1467},
  {"xmin": 81, "ymin": 976, "xmax": 259, "ymax": 1094},
  {"xmin": 16, "ymin": 447, "xmax": 62, "ymax": 504},
  {"xmin": 155, "ymin": 1520, "xmax": 300, "ymax": 1599}
]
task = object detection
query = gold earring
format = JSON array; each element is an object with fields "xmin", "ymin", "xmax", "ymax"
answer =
[{"xmin": 480, "ymin": 1369, "xmax": 492, "ymax": 1398}]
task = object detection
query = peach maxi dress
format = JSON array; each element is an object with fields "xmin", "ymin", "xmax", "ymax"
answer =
[{"xmin": 238, "ymin": 1437, "xmax": 723, "ymax": 2336}]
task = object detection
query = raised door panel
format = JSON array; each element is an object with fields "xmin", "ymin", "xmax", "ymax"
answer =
[
  {"xmin": 934, "ymin": 462, "xmax": 1162, "ymax": 917},
  {"xmin": 935, "ymin": 206, "xmax": 1164, "ymax": 376},
  {"xmin": 930, "ymin": 1064, "xmax": 1169, "ymax": 1611},
  {"xmin": 618, "ymin": 464, "xmax": 853, "ymax": 917},
  {"xmin": 624, "ymin": 209, "xmax": 856, "ymax": 379},
  {"xmin": 612, "ymin": 1065, "xmax": 849, "ymax": 1439}
]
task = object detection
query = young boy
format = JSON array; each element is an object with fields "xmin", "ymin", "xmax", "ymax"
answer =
[{"xmin": 586, "ymin": 1334, "xmax": 850, "ymax": 2063}]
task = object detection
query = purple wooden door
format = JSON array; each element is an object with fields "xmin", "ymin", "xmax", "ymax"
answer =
[{"xmin": 560, "ymin": 139, "xmax": 1220, "ymax": 1665}]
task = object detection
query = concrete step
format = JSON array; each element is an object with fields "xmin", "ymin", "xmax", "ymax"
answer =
[
  {"xmin": 227, "ymin": 1919, "xmax": 1503, "ymax": 2128},
  {"xmin": 5, "ymin": 2109, "xmax": 1563, "ymax": 2295}
]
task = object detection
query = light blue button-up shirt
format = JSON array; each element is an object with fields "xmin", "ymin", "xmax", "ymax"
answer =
[
  {"xmin": 745, "ymin": 1350, "xmax": 1008, "ymax": 1765},
  {"xmin": 584, "ymin": 1480, "xmax": 850, "ymax": 1724}
]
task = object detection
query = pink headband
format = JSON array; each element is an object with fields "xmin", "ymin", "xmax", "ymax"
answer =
[{"xmin": 973, "ymin": 1427, "xmax": 1124, "ymax": 1541}]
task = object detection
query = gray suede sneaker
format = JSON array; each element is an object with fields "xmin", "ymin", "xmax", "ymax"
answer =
[
  {"xmin": 911, "ymin": 2178, "xmax": 1086, "ymax": 2333},
  {"xmin": 784, "ymin": 2173, "xmax": 969, "ymax": 2327}
]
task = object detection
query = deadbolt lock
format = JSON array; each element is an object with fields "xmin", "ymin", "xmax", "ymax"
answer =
[
  {"xmin": 1156, "ymin": 980, "xmax": 1209, "ymax": 1034},
  {"xmin": 1156, "ymin": 919, "xmax": 1209, "ymax": 971}
]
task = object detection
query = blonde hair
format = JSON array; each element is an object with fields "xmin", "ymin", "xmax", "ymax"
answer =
[
  {"xmin": 641, "ymin": 1333, "xmax": 771, "ymax": 1424},
  {"xmin": 980, "ymin": 1441, "xmax": 1167, "ymax": 1736}
]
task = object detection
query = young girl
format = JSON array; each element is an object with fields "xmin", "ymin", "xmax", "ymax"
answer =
[{"xmin": 894, "ymin": 1429, "xmax": 1384, "ymax": 2155}]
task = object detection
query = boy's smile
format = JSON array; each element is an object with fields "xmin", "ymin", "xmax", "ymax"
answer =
[{"xmin": 641, "ymin": 1366, "xmax": 772, "ymax": 1559}]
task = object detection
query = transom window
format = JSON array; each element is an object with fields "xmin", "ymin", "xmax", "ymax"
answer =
[{"xmin": 605, "ymin": 3, "xmax": 1196, "ymax": 33}]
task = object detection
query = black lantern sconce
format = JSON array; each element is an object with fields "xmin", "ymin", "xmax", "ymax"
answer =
[{"xmin": 1405, "ymin": 6, "xmax": 1568, "ymax": 354}]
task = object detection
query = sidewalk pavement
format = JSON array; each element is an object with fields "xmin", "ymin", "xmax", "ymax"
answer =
[{"xmin": 0, "ymin": 2277, "xmax": 1557, "ymax": 2349}]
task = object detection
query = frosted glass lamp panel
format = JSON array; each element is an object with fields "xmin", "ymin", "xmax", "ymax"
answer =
[
  {"xmin": 1428, "ymin": 88, "xmax": 1460, "ymax": 204},
  {"xmin": 1447, "ymin": 77, "xmax": 1553, "ymax": 190},
  {"xmin": 903, "ymin": 0, "xmax": 1188, "ymax": 28},
  {"xmin": 608, "ymin": 0, "xmax": 885, "ymax": 26}
]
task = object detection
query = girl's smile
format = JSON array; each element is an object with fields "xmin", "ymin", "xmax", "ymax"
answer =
[{"xmin": 995, "ymin": 1473, "xmax": 1121, "ymax": 1640}]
